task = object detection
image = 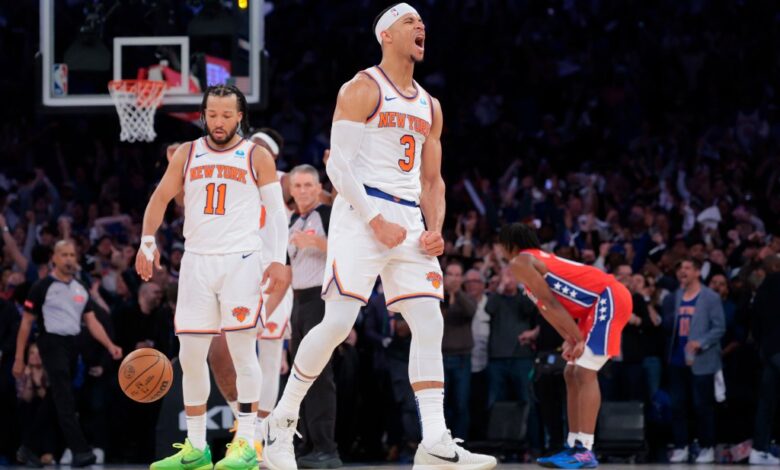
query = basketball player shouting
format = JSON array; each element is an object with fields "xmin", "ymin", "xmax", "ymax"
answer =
[
  {"xmin": 261, "ymin": 4, "xmax": 496, "ymax": 470},
  {"xmin": 136, "ymin": 85, "xmax": 288, "ymax": 470},
  {"xmin": 499, "ymin": 223, "xmax": 632, "ymax": 469}
]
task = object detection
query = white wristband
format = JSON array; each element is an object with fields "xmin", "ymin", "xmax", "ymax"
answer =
[{"xmin": 140, "ymin": 235, "xmax": 157, "ymax": 262}]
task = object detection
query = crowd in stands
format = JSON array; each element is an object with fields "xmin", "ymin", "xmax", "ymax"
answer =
[{"xmin": 1, "ymin": 0, "xmax": 779, "ymax": 465}]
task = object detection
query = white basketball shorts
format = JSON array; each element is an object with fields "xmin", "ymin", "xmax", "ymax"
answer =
[
  {"xmin": 174, "ymin": 250, "xmax": 265, "ymax": 334},
  {"xmin": 321, "ymin": 192, "xmax": 443, "ymax": 307}
]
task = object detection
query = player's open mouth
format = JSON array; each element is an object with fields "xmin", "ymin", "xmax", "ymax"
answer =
[{"xmin": 414, "ymin": 35, "xmax": 425, "ymax": 51}]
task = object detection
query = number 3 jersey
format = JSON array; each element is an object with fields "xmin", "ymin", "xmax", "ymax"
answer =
[
  {"xmin": 182, "ymin": 137, "xmax": 263, "ymax": 255},
  {"xmin": 356, "ymin": 66, "xmax": 434, "ymax": 203}
]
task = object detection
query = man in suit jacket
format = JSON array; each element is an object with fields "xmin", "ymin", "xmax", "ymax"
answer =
[{"xmin": 663, "ymin": 257, "xmax": 725, "ymax": 464}]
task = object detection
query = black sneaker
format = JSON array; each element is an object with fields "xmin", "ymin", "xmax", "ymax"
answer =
[
  {"xmin": 297, "ymin": 451, "xmax": 343, "ymax": 469},
  {"xmin": 71, "ymin": 451, "xmax": 97, "ymax": 468},
  {"xmin": 16, "ymin": 446, "xmax": 43, "ymax": 468}
]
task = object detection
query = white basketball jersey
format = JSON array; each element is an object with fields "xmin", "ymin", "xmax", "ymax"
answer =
[
  {"xmin": 183, "ymin": 137, "xmax": 262, "ymax": 254},
  {"xmin": 355, "ymin": 66, "xmax": 434, "ymax": 203}
]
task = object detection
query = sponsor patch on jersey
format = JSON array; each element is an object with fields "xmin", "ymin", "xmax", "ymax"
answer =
[
  {"xmin": 234, "ymin": 150, "xmax": 246, "ymax": 158},
  {"xmin": 232, "ymin": 306, "xmax": 250, "ymax": 322},
  {"xmin": 420, "ymin": 97, "xmax": 428, "ymax": 105},
  {"xmin": 426, "ymin": 272, "xmax": 443, "ymax": 289}
]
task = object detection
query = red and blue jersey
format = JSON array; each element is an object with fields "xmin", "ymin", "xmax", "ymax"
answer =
[{"xmin": 520, "ymin": 249, "xmax": 632, "ymax": 357}]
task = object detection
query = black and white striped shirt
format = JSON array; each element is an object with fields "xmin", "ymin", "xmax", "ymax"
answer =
[{"xmin": 288, "ymin": 205, "xmax": 330, "ymax": 290}]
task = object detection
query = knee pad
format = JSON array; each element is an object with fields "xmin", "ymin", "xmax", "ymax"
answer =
[
  {"xmin": 258, "ymin": 337, "xmax": 284, "ymax": 411},
  {"xmin": 396, "ymin": 299, "xmax": 444, "ymax": 384},
  {"xmin": 292, "ymin": 300, "xmax": 360, "ymax": 377},
  {"xmin": 225, "ymin": 330, "xmax": 262, "ymax": 404},
  {"xmin": 179, "ymin": 335, "xmax": 213, "ymax": 406}
]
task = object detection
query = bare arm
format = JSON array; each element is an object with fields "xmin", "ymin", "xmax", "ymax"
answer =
[
  {"xmin": 508, "ymin": 255, "xmax": 583, "ymax": 344},
  {"xmin": 141, "ymin": 143, "xmax": 188, "ymax": 236},
  {"xmin": 420, "ymin": 98, "xmax": 446, "ymax": 232},
  {"xmin": 0, "ymin": 215, "xmax": 28, "ymax": 271},
  {"xmin": 12, "ymin": 312, "xmax": 36, "ymax": 378},
  {"xmin": 136, "ymin": 143, "xmax": 188, "ymax": 281},
  {"xmin": 83, "ymin": 311, "xmax": 122, "ymax": 359}
]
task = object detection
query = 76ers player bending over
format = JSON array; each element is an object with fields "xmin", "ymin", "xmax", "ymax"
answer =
[
  {"xmin": 262, "ymin": 4, "xmax": 496, "ymax": 470},
  {"xmin": 500, "ymin": 223, "xmax": 631, "ymax": 469}
]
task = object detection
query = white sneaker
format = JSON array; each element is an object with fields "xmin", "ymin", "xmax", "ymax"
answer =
[
  {"xmin": 94, "ymin": 447, "xmax": 105, "ymax": 465},
  {"xmin": 414, "ymin": 431, "xmax": 497, "ymax": 470},
  {"xmin": 260, "ymin": 412, "xmax": 299, "ymax": 470},
  {"xmin": 695, "ymin": 447, "xmax": 714, "ymax": 464},
  {"xmin": 669, "ymin": 446, "xmax": 688, "ymax": 463},
  {"xmin": 60, "ymin": 448, "xmax": 73, "ymax": 465},
  {"xmin": 749, "ymin": 449, "xmax": 780, "ymax": 465}
]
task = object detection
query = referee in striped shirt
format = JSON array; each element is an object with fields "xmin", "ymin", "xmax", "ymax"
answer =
[{"xmin": 286, "ymin": 164, "xmax": 341, "ymax": 468}]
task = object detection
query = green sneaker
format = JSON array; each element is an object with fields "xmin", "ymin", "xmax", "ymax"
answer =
[
  {"xmin": 150, "ymin": 439, "xmax": 213, "ymax": 470},
  {"xmin": 215, "ymin": 438, "xmax": 259, "ymax": 470}
]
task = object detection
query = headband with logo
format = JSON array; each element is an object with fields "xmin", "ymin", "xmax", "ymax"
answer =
[
  {"xmin": 250, "ymin": 131, "xmax": 280, "ymax": 156},
  {"xmin": 374, "ymin": 3, "xmax": 419, "ymax": 44}
]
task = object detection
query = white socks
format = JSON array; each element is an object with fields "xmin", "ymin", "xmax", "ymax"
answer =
[
  {"xmin": 276, "ymin": 366, "xmax": 315, "ymax": 418},
  {"xmin": 275, "ymin": 301, "xmax": 359, "ymax": 418},
  {"xmin": 186, "ymin": 414, "xmax": 207, "ymax": 450},
  {"xmin": 228, "ymin": 401, "xmax": 239, "ymax": 419},
  {"xmin": 254, "ymin": 416, "xmax": 266, "ymax": 442},
  {"xmin": 236, "ymin": 409, "xmax": 256, "ymax": 443},
  {"xmin": 579, "ymin": 433, "xmax": 594, "ymax": 450},
  {"xmin": 416, "ymin": 388, "xmax": 447, "ymax": 448},
  {"xmin": 567, "ymin": 432, "xmax": 594, "ymax": 450}
]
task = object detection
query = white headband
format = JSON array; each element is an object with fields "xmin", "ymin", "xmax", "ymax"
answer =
[
  {"xmin": 250, "ymin": 131, "xmax": 280, "ymax": 156},
  {"xmin": 375, "ymin": 3, "xmax": 419, "ymax": 44}
]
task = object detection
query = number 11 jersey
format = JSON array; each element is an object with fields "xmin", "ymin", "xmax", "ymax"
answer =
[
  {"xmin": 356, "ymin": 66, "xmax": 434, "ymax": 203},
  {"xmin": 182, "ymin": 137, "xmax": 262, "ymax": 255}
]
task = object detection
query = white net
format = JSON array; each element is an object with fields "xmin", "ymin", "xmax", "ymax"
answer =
[{"xmin": 108, "ymin": 80, "xmax": 167, "ymax": 143}]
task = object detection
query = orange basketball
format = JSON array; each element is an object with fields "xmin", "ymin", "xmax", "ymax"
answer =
[{"xmin": 118, "ymin": 348, "xmax": 173, "ymax": 403}]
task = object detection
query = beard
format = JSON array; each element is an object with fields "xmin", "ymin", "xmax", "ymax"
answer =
[{"xmin": 206, "ymin": 121, "xmax": 240, "ymax": 145}]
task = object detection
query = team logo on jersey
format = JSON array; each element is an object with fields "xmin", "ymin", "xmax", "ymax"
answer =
[
  {"xmin": 426, "ymin": 272, "xmax": 443, "ymax": 289},
  {"xmin": 234, "ymin": 150, "xmax": 246, "ymax": 158},
  {"xmin": 232, "ymin": 306, "xmax": 250, "ymax": 322}
]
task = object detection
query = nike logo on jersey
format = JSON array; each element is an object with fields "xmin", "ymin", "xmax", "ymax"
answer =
[
  {"xmin": 384, "ymin": 96, "xmax": 397, "ymax": 101},
  {"xmin": 429, "ymin": 452, "xmax": 459, "ymax": 463},
  {"xmin": 242, "ymin": 253, "xmax": 253, "ymax": 259},
  {"xmin": 266, "ymin": 427, "xmax": 276, "ymax": 446},
  {"xmin": 195, "ymin": 152, "xmax": 208, "ymax": 158}
]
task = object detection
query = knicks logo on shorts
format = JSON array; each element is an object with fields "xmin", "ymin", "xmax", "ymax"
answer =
[
  {"xmin": 232, "ymin": 306, "xmax": 250, "ymax": 323},
  {"xmin": 426, "ymin": 272, "xmax": 443, "ymax": 289},
  {"xmin": 266, "ymin": 322, "xmax": 278, "ymax": 333}
]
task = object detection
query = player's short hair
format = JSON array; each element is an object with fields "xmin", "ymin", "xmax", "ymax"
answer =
[
  {"xmin": 289, "ymin": 164, "xmax": 320, "ymax": 182},
  {"xmin": 499, "ymin": 223, "xmax": 541, "ymax": 253},
  {"xmin": 373, "ymin": 3, "xmax": 401, "ymax": 33},
  {"xmin": 255, "ymin": 127, "xmax": 284, "ymax": 154},
  {"xmin": 200, "ymin": 84, "xmax": 249, "ymax": 135}
]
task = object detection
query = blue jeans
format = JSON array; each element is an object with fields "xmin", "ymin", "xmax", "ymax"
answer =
[
  {"xmin": 669, "ymin": 366, "xmax": 715, "ymax": 448},
  {"xmin": 487, "ymin": 357, "xmax": 533, "ymax": 409},
  {"xmin": 443, "ymin": 354, "xmax": 471, "ymax": 439}
]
